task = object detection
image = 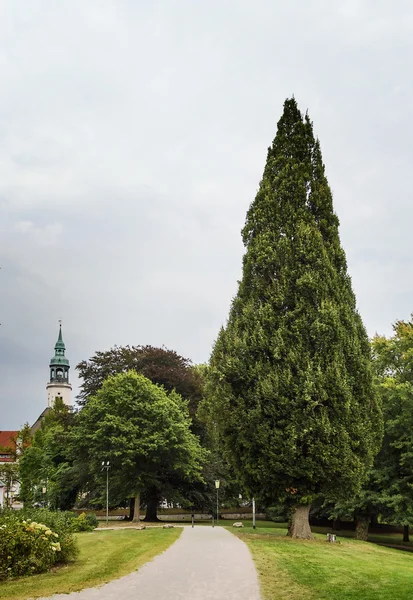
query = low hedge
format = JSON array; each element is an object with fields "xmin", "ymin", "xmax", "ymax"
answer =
[{"xmin": 18, "ymin": 508, "xmax": 97, "ymax": 535}]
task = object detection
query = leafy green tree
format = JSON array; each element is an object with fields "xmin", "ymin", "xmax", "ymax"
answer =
[
  {"xmin": 365, "ymin": 318, "xmax": 413, "ymax": 540},
  {"xmin": 204, "ymin": 98, "xmax": 382, "ymax": 538},
  {"xmin": 71, "ymin": 371, "xmax": 207, "ymax": 522},
  {"xmin": 319, "ymin": 318, "xmax": 413, "ymax": 541},
  {"xmin": 20, "ymin": 399, "xmax": 78, "ymax": 510},
  {"xmin": 76, "ymin": 345, "xmax": 205, "ymax": 519}
]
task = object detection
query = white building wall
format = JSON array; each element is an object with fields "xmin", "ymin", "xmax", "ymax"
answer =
[
  {"xmin": 47, "ymin": 382, "xmax": 72, "ymax": 407},
  {"xmin": 0, "ymin": 472, "xmax": 20, "ymax": 508}
]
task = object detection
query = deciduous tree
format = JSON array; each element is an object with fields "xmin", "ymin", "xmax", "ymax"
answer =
[
  {"xmin": 71, "ymin": 371, "xmax": 207, "ymax": 522},
  {"xmin": 19, "ymin": 400, "xmax": 77, "ymax": 510},
  {"xmin": 76, "ymin": 346, "xmax": 205, "ymax": 518}
]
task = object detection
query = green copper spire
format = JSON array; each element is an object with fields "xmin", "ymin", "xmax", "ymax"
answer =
[
  {"xmin": 55, "ymin": 324, "xmax": 65, "ymax": 352},
  {"xmin": 49, "ymin": 323, "xmax": 70, "ymax": 382}
]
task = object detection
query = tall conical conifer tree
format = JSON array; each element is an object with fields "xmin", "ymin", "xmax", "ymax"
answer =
[{"xmin": 206, "ymin": 98, "xmax": 382, "ymax": 538}]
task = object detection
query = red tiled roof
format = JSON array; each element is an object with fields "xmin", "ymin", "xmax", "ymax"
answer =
[
  {"xmin": 0, "ymin": 431, "xmax": 19, "ymax": 450},
  {"xmin": 0, "ymin": 431, "xmax": 19, "ymax": 463}
]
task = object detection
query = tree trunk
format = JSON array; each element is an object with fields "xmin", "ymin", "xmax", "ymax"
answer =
[
  {"xmin": 132, "ymin": 492, "xmax": 141, "ymax": 523},
  {"xmin": 143, "ymin": 495, "xmax": 160, "ymax": 522},
  {"xmin": 403, "ymin": 525, "xmax": 409, "ymax": 542},
  {"xmin": 287, "ymin": 505, "xmax": 314, "ymax": 539},
  {"xmin": 355, "ymin": 515, "xmax": 370, "ymax": 541},
  {"xmin": 128, "ymin": 497, "xmax": 135, "ymax": 521}
]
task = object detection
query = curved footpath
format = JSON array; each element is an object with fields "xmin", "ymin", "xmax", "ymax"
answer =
[{"xmin": 41, "ymin": 526, "xmax": 261, "ymax": 600}]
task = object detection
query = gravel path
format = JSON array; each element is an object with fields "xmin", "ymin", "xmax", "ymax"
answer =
[{"xmin": 41, "ymin": 526, "xmax": 261, "ymax": 600}]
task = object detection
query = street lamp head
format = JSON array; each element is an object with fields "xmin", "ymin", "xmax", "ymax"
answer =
[
  {"xmin": 215, "ymin": 480, "xmax": 220, "ymax": 489},
  {"xmin": 106, "ymin": 461, "xmax": 110, "ymax": 466},
  {"xmin": 102, "ymin": 461, "xmax": 105, "ymax": 466}
]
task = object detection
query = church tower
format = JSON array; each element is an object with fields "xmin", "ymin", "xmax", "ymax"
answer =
[{"xmin": 46, "ymin": 323, "xmax": 72, "ymax": 407}]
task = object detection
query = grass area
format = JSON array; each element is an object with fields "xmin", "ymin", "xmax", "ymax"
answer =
[
  {"xmin": 233, "ymin": 526, "xmax": 413, "ymax": 600},
  {"xmin": 0, "ymin": 528, "xmax": 181, "ymax": 600},
  {"xmin": 310, "ymin": 525, "xmax": 413, "ymax": 550},
  {"xmin": 98, "ymin": 518, "xmax": 413, "ymax": 551}
]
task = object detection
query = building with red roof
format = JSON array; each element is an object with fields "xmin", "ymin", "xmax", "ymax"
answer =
[
  {"xmin": 0, "ymin": 431, "xmax": 18, "ymax": 462},
  {"xmin": 0, "ymin": 325, "xmax": 73, "ymax": 508},
  {"xmin": 0, "ymin": 430, "xmax": 18, "ymax": 508}
]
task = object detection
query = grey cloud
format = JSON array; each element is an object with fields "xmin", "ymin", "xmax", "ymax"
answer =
[{"xmin": 1, "ymin": 0, "xmax": 413, "ymax": 428}]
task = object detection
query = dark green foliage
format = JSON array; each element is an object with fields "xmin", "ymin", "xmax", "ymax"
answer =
[
  {"xmin": 265, "ymin": 504, "xmax": 289, "ymax": 523},
  {"xmin": 76, "ymin": 345, "xmax": 203, "ymax": 425},
  {"xmin": 334, "ymin": 317, "xmax": 413, "ymax": 538},
  {"xmin": 71, "ymin": 371, "xmax": 207, "ymax": 507},
  {"xmin": 83, "ymin": 512, "xmax": 98, "ymax": 529},
  {"xmin": 205, "ymin": 98, "xmax": 382, "ymax": 511}
]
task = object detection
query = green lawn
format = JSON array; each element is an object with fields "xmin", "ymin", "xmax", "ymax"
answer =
[
  {"xmin": 233, "ymin": 526, "xmax": 413, "ymax": 600},
  {"xmin": 0, "ymin": 528, "xmax": 181, "ymax": 600}
]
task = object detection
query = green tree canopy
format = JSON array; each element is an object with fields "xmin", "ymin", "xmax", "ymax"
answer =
[
  {"xmin": 370, "ymin": 318, "xmax": 413, "ymax": 536},
  {"xmin": 204, "ymin": 98, "xmax": 382, "ymax": 538},
  {"xmin": 19, "ymin": 400, "xmax": 77, "ymax": 510},
  {"xmin": 327, "ymin": 318, "xmax": 413, "ymax": 541},
  {"xmin": 76, "ymin": 345, "xmax": 202, "ymax": 405},
  {"xmin": 71, "ymin": 371, "xmax": 207, "ymax": 521},
  {"xmin": 76, "ymin": 345, "xmax": 205, "ymax": 442}
]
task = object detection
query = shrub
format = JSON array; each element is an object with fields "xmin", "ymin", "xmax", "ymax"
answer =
[
  {"xmin": 84, "ymin": 512, "xmax": 98, "ymax": 529},
  {"xmin": 0, "ymin": 518, "xmax": 62, "ymax": 580},
  {"xmin": 70, "ymin": 512, "xmax": 97, "ymax": 532},
  {"xmin": 17, "ymin": 509, "xmax": 79, "ymax": 563},
  {"xmin": 0, "ymin": 508, "xmax": 79, "ymax": 574},
  {"xmin": 265, "ymin": 505, "xmax": 288, "ymax": 523},
  {"xmin": 21, "ymin": 508, "xmax": 74, "ymax": 533}
]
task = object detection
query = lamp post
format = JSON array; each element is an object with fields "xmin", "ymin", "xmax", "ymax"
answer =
[
  {"xmin": 215, "ymin": 480, "xmax": 220, "ymax": 527},
  {"xmin": 101, "ymin": 461, "xmax": 110, "ymax": 527}
]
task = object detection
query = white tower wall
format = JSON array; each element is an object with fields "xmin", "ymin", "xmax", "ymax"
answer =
[{"xmin": 46, "ymin": 382, "xmax": 72, "ymax": 407}]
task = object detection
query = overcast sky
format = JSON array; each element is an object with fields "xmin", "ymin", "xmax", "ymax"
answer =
[{"xmin": 1, "ymin": 0, "xmax": 412, "ymax": 430}]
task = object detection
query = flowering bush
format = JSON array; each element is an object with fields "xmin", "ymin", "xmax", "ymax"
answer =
[
  {"xmin": 15, "ymin": 509, "xmax": 79, "ymax": 563},
  {"xmin": 70, "ymin": 512, "xmax": 97, "ymax": 532},
  {"xmin": 0, "ymin": 509, "xmax": 79, "ymax": 579},
  {"xmin": 0, "ymin": 518, "xmax": 61, "ymax": 580}
]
